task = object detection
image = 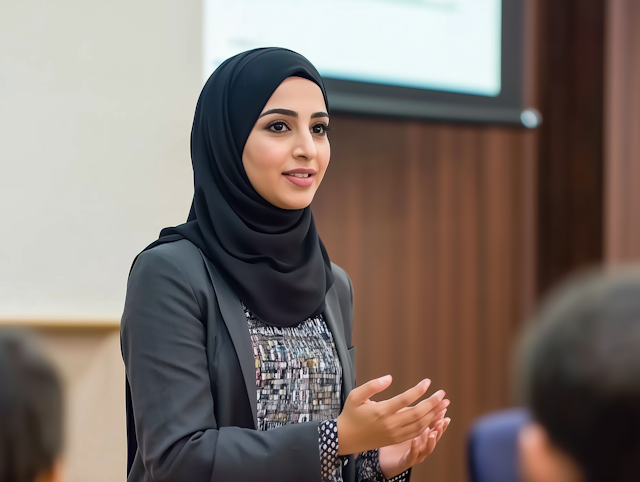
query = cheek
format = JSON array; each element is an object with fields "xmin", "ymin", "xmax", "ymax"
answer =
[
  {"xmin": 316, "ymin": 141, "xmax": 331, "ymax": 177},
  {"xmin": 243, "ymin": 139, "xmax": 292, "ymax": 198},
  {"xmin": 518, "ymin": 425, "xmax": 561, "ymax": 482},
  {"xmin": 248, "ymin": 140, "xmax": 290, "ymax": 175}
]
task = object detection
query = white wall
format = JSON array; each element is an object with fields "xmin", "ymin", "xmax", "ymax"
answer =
[
  {"xmin": 0, "ymin": 0, "xmax": 202, "ymax": 320},
  {"xmin": 1, "ymin": 2, "xmax": 203, "ymax": 479}
]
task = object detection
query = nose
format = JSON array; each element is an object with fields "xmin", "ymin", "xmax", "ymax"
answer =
[{"xmin": 292, "ymin": 128, "xmax": 317, "ymax": 161}]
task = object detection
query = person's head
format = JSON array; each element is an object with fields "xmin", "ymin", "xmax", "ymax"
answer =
[
  {"xmin": 0, "ymin": 328, "xmax": 64, "ymax": 482},
  {"xmin": 162, "ymin": 48, "xmax": 335, "ymax": 327},
  {"xmin": 191, "ymin": 47, "xmax": 331, "ymax": 213},
  {"xmin": 517, "ymin": 267, "xmax": 640, "ymax": 482},
  {"xmin": 242, "ymin": 76, "xmax": 331, "ymax": 210}
]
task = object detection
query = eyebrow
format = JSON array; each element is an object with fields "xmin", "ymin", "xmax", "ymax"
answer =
[{"xmin": 258, "ymin": 108, "xmax": 329, "ymax": 119}]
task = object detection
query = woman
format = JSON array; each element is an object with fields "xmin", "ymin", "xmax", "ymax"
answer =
[{"xmin": 121, "ymin": 47, "xmax": 450, "ymax": 482}]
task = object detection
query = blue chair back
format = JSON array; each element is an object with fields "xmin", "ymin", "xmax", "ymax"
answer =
[{"xmin": 467, "ymin": 408, "xmax": 530, "ymax": 482}]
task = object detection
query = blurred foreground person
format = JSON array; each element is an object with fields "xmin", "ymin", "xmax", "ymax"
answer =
[
  {"xmin": 0, "ymin": 328, "xmax": 63, "ymax": 482},
  {"xmin": 518, "ymin": 267, "xmax": 640, "ymax": 482}
]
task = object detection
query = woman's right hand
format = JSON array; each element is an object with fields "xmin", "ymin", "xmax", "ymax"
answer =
[{"xmin": 336, "ymin": 376, "xmax": 449, "ymax": 456}]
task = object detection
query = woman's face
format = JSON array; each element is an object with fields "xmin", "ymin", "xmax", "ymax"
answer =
[{"xmin": 242, "ymin": 77, "xmax": 331, "ymax": 210}]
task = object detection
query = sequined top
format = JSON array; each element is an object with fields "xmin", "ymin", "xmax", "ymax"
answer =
[{"xmin": 244, "ymin": 305, "xmax": 409, "ymax": 482}]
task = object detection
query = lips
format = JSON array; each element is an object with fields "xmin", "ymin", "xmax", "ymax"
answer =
[{"xmin": 283, "ymin": 169, "xmax": 316, "ymax": 187}]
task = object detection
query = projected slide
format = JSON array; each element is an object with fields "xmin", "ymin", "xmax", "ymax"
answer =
[{"xmin": 204, "ymin": 0, "xmax": 502, "ymax": 97}]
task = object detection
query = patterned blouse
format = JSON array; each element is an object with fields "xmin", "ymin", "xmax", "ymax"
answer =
[{"xmin": 245, "ymin": 305, "xmax": 409, "ymax": 482}]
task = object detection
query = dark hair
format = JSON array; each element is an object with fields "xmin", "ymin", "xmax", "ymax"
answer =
[
  {"xmin": 517, "ymin": 267, "xmax": 640, "ymax": 482},
  {"xmin": 0, "ymin": 328, "xmax": 64, "ymax": 482}
]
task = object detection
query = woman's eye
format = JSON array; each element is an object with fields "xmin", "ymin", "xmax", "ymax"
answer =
[
  {"xmin": 312, "ymin": 123, "xmax": 329, "ymax": 135},
  {"xmin": 269, "ymin": 122, "xmax": 289, "ymax": 132}
]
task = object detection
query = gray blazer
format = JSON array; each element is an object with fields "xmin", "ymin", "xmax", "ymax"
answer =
[{"xmin": 121, "ymin": 239, "xmax": 358, "ymax": 482}]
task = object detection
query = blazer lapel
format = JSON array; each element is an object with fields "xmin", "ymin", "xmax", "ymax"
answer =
[
  {"xmin": 199, "ymin": 251, "xmax": 258, "ymax": 428},
  {"xmin": 198, "ymin": 249, "xmax": 353, "ymax": 424},
  {"xmin": 323, "ymin": 286, "xmax": 354, "ymax": 405}
]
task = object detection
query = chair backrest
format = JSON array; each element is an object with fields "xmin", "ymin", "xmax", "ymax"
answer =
[{"xmin": 467, "ymin": 408, "xmax": 531, "ymax": 482}]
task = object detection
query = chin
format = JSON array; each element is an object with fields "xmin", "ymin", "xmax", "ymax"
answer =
[
  {"xmin": 278, "ymin": 195, "xmax": 314, "ymax": 210},
  {"xmin": 282, "ymin": 201, "xmax": 313, "ymax": 210}
]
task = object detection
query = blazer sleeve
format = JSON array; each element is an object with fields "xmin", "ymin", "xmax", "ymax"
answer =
[
  {"xmin": 331, "ymin": 264, "xmax": 355, "ymax": 350},
  {"xmin": 121, "ymin": 248, "xmax": 323, "ymax": 482}
]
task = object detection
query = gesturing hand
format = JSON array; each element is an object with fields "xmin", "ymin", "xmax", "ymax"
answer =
[
  {"xmin": 336, "ymin": 375, "xmax": 449, "ymax": 456},
  {"xmin": 378, "ymin": 415, "xmax": 451, "ymax": 479}
]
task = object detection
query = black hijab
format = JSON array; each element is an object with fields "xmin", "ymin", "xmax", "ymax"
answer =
[{"xmin": 142, "ymin": 47, "xmax": 334, "ymax": 327}]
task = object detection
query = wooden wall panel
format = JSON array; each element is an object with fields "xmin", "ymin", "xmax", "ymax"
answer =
[
  {"xmin": 605, "ymin": 0, "xmax": 640, "ymax": 262},
  {"xmin": 535, "ymin": 0, "xmax": 606, "ymax": 295},
  {"xmin": 312, "ymin": 116, "xmax": 536, "ymax": 482}
]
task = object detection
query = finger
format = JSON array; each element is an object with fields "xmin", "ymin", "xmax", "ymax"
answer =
[
  {"xmin": 399, "ymin": 436, "xmax": 418, "ymax": 470},
  {"xmin": 406, "ymin": 436, "xmax": 421, "ymax": 466},
  {"xmin": 431, "ymin": 420, "xmax": 444, "ymax": 442},
  {"xmin": 415, "ymin": 429, "xmax": 438, "ymax": 464},
  {"xmin": 396, "ymin": 398, "xmax": 448, "ymax": 415},
  {"xmin": 418, "ymin": 426, "xmax": 433, "ymax": 445},
  {"xmin": 411, "ymin": 428, "xmax": 433, "ymax": 464},
  {"xmin": 393, "ymin": 413, "xmax": 439, "ymax": 443},
  {"xmin": 395, "ymin": 397, "xmax": 449, "ymax": 431},
  {"xmin": 396, "ymin": 393, "xmax": 447, "ymax": 426},
  {"xmin": 428, "ymin": 430, "xmax": 438, "ymax": 448},
  {"xmin": 395, "ymin": 406, "xmax": 445, "ymax": 443},
  {"xmin": 350, "ymin": 375, "xmax": 393, "ymax": 405},
  {"xmin": 418, "ymin": 430, "xmax": 438, "ymax": 462},
  {"xmin": 436, "ymin": 418, "xmax": 451, "ymax": 442},
  {"xmin": 396, "ymin": 399, "xmax": 448, "ymax": 420},
  {"xmin": 380, "ymin": 379, "xmax": 433, "ymax": 413},
  {"xmin": 428, "ymin": 408, "xmax": 448, "ymax": 428}
]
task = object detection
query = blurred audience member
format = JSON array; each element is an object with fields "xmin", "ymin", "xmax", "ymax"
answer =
[
  {"xmin": 517, "ymin": 267, "xmax": 640, "ymax": 482},
  {"xmin": 0, "ymin": 328, "xmax": 64, "ymax": 482}
]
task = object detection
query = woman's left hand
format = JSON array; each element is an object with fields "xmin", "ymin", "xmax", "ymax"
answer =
[{"xmin": 378, "ymin": 417, "xmax": 451, "ymax": 480}]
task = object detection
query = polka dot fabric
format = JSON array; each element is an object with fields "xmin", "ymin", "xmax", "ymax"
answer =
[
  {"xmin": 319, "ymin": 420, "xmax": 342, "ymax": 481},
  {"xmin": 356, "ymin": 449, "xmax": 409, "ymax": 482},
  {"xmin": 318, "ymin": 420, "xmax": 410, "ymax": 482}
]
